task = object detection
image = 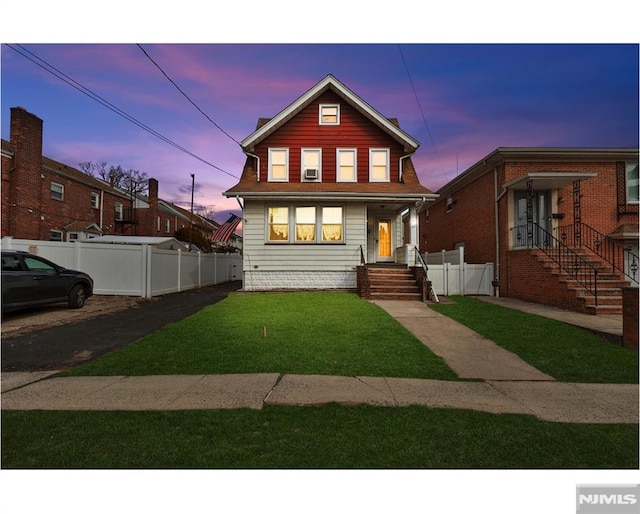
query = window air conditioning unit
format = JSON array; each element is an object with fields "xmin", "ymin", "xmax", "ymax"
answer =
[{"xmin": 304, "ymin": 168, "xmax": 318, "ymax": 180}]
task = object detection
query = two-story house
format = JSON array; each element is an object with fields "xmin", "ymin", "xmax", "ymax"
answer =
[{"xmin": 224, "ymin": 75, "xmax": 437, "ymax": 295}]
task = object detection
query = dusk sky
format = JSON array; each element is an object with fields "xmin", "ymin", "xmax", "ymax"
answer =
[{"xmin": 2, "ymin": 43, "xmax": 638, "ymax": 224}]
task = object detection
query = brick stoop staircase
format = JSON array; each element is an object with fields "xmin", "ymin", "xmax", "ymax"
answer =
[
  {"xmin": 366, "ymin": 265, "xmax": 423, "ymax": 301},
  {"xmin": 532, "ymin": 248, "xmax": 631, "ymax": 315}
]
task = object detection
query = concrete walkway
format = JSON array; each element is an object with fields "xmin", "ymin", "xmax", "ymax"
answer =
[{"xmin": 1, "ymin": 298, "xmax": 637, "ymax": 424}]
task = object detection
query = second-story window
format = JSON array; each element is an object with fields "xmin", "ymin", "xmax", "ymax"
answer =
[
  {"xmin": 91, "ymin": 192, "xmax": 100, "ymax": 209},
  {"xmin": 319, "ymin": 104, "xmax": 340, "ymax": 125},
  {"xmin": 165, "ymin": 219, "xmax": 170, "ymax": 233},
  {"xmin": 115, "ymin": 202, "xmax": 123, "ymax": 221},
  {"xmin": 626, "ymin": 162, "xmax": 639, "ymax": 203},
  {"xmin": 337, "ymin": 149, "xmax": 357, "ymax": 182},
  {"xmin": 268, "ymin": 148, "xmax": 289, "ymax": 182},
  {"xmin": 301, "ymin": 148, "xmax": 321, "ymax": 181},
  {"xmin": 370, "ymin": 149, "xmax": 390, "ymax": 182},
  {"xmin": 51, "ymin": 182, "xmax": 64, "ymax": 201}
]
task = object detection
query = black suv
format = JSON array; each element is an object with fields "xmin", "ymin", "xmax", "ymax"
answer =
[{"xmin": 1, "ymin": 250, "xmax": 94, "ymax": 313}]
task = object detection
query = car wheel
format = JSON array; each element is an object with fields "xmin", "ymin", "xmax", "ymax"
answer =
[{"xmin": 68, "ymin": 284, "xmax": 87, "ymax": 309}]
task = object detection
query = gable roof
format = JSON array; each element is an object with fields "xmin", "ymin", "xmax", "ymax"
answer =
[{"xmin": 241, "ymin": 74, "xmax": 420, "ymax": 153}]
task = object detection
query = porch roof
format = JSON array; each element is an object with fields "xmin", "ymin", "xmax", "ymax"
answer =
[{"xmin": 503, "ymin": 172, "xmax": 597, "ymax": 190}]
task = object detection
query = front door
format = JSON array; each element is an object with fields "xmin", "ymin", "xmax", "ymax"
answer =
[{"xmin": 376, "ymin": 219, "xmax": 394, "ymax": 262}]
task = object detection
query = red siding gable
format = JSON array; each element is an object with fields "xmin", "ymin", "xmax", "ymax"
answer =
[{"xmin": 255, "ymin": 91, "xmax": 405, "ymax": 183}]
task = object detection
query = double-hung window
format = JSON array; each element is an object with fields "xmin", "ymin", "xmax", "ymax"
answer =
[
  {"xmin": 321, "ymin": 207, "xmax": 343, "ymax": 242},
  {"xmin": 370, "ymin": 149, "xmax": 390, "ymax": 182},
  {"xmin": 295, "ymin": 207, "xmax": 316, "ymax": 242},
  {"xmin": 268, "ymin": 148, "xmax": 289, "ymax": 182},
  {"xmin": 115, "ymin": 202, "xmax": 123, "ymax": 221},
  {"xmin": 337, "ymin": 149, "xmax": 357, "ymax": 182},
  {"xmin": 91, "ymin": 192, "xmax": 99, "ymax": 209},
  {"xmin": 51, "ymin": 182, "xmax": 64, "ymax": 201},
  {"xmin": 626, "ymin": 162, "xmax": 639, "ymax": 203},
  {"xmin": 301, "ymin": 148, "xmax": 321, "ymax": 181},
  {"xmin": 268, "ymin": 207, "xmax": 289, "ymax": 242}
]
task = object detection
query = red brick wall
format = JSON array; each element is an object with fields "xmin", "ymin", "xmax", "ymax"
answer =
[
  {"xmin": 422, "ymin": 167, "xmax": 497, "ymax": 263},
  {"xmin": 2, "ymin": 107, "xmax": 189, "ymax": 242},
  {"xmin": 622, "ymin": 287, "xmax": 638, "ymax": 350}
]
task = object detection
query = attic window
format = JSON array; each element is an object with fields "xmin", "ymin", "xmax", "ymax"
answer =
[{"xmin": 319, "ymin": 104, "xmax": 340, "ymax": 125}]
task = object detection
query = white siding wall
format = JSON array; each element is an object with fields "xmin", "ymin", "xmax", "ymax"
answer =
[{"xmin": 242, "ymin": 201, "xmax": 367, "ymax": 290}]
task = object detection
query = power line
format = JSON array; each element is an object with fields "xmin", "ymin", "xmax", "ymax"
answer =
[
  {"xmin": 5, "ymin": 44, "xmax": 239, "ymax": 179},
  {"xmin": 398, "ymin": 45, "xmax": 445, "ymax": 173},
  {"xmin": 137, "ymin": 44, "xmax": 241, "ymax": 146}
]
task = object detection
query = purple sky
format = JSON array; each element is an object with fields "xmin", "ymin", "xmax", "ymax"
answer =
[{"xmin": 2, "ymin": 43, "xmax": 638, "ymax": 223}]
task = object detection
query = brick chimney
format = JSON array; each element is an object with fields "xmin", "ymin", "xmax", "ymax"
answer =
[
  {"xmin": 11, "ymin": 107, "xmax": 43, "ymax": 177},
  {"xmin": 148, "ymin": 178, "xmax": 159, "ymax": 209},
  {"xmin": 7, "ymin": 107, "xmax": 44, "ymax": 238}
]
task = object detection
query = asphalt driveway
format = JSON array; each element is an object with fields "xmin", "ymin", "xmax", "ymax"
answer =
[{"xmin": 1, "ymin": 281, "xmax": 241, "ymax": 372}]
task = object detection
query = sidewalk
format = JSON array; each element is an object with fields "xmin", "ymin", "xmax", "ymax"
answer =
[{"xmin": 1, "ymin": 297, "xmax": 637, "ymax": 424}]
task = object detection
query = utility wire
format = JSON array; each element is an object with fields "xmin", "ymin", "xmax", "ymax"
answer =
[
  {"xmin": 137, "ymin": 44, "xmax": 241, "ymax": 146},
  {"xmin": 398, "ymin": 45, "xmax": 445, "ymax": 173},
  {"xmin": 5, "ymin": 44, "xmax": 239, "ymax": 179}
]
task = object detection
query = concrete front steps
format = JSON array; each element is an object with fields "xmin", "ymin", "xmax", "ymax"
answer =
[
  {"xmin": 533, "ymin": 248, "xmax": 630, "ymax": 315},
  {"xmin": 366, "ymin": 265, "xmax": 422, "ymax": 301}
]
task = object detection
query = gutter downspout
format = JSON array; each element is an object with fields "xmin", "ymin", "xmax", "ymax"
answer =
[
  {"xmin": 245, "ymin": 151, "xmax": 260, "ymax": 182},
  {"xmin": 100, "ymin": 190, "xmax": 104, "ymax": 233},
  {"xmin": 494, "ymin": 168, "xmax": 508, "ymax": 297},
  {"xmin": 399, "ymin": 153, "xmax": 412, "ymax": 183}
]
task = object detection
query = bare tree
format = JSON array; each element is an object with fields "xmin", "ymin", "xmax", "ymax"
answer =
[{"xmin": 79, "ymin": 161, "xmax": 149, "ymax": 198}]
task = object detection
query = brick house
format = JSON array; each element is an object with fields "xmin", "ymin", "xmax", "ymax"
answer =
[
  {"xmin": 224, "ymin": 75, "xmax": 437, "ymax": 297},
  {"xmin": 422, "ymin": 147, "xmax": 639, "ymax": 314},
  {"xmin": 1, "ymin": 106, "xmax": 220, "ymax": 246}
]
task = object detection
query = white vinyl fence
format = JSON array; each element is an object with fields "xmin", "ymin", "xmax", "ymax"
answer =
[
  {"xmin": 424, "ymin": 248, "xmax": 494, "ymax": 296},
  {"xmin": 1, "ymin": 237, "xmax": 241, "ymax": 297}
]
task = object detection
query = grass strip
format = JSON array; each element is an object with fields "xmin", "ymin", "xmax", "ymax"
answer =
[
  {"xmin": 431, "ymin": 296, "xmax": 638, "ymax": 383},
  {"xmin": 2, "ymin": 407, "xmax": 637, "ymax": 469}
]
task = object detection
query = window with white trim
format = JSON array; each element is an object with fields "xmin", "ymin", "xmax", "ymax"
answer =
[
  {"xmin": 370, "ymin": 149, "xmax": 390, "ymax": 182},
  {"xmin": 268, "ymin": 148, "xmax": 289, "ymax": 182},
  {"xmin": 626, "ymin": 162, "xmax": 639, "ymax": 203},
  {"xmin": 337, "ymin": 149, "xmax": 357, "ymax": 182},
  {"xmin": 321, "ymin": 207, "xmax": 343, "ymax": 242},
  {"xmin": 295, "ymin": 207, "xmax": 316, "ymax": 242},
  {"xmin": 301, "ymin": 148, "xmax": 321, "ymax": 181},
  {"xmin": 49, "ymin": 229, "xmax": 63, "ymax": 241},
  {"xmin": 91, "ymin": 192, "xmax": 99, "ymax": 209},
  {"xmin": 51, "ymin": 182, "xmax": 64, "ymax": 201},
  {"xmin": 319, "ymin": 104, "xmax": 340, "ymax": 125},
  {"xmin": 268, "ymin": 206, "xmax": 289, "ymax": 242},
  {"xmin": 267, "ymin": 205, "xmax": 344, "ymax": 244},
  {"xmin": 115, "ymin": 202, "xmax": 123, "ymax": 221},
  {"xmin": 165, "ymin": 219, "xmax": 171, "ymax": 233}
]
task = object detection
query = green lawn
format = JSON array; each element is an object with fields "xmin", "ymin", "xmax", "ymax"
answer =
[
  {"xmin": 2, "ymin": 406, "xmax": 637, "ymax": 468},
  {"xmin": 60, "ymin": 292, "xmax": 457, "ymax": 380},
  {"xmin": 431, "ymin": 296, "xmax": 638, "ymax": 383}
]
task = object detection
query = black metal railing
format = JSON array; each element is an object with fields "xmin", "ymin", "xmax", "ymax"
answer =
[
  {"xmin": 414, "ymin": 247, "xmax": 439, "ymax": 303},
  {"xmin": 555, "ymin": 222, "xmax": 639, "ymax": 284},
  {"xmin": 359, "ymin": 245, "xmax": 367, "ymax": 266},
  {"xmin": 511, "ymin": 223, "xmax": 598, "ymax": 305}
]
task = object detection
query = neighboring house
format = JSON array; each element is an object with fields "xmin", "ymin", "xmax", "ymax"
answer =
[
  {"xmin": 423, "ymin": 147, "xmax": 639, "ymax": 314},
  {"xmin": 1, "ymin": 106, "xmax": 226, "ymax": 248},
  {"xmin": 224, "ymin": 74, "xmax": 437, "ymax": 295}
]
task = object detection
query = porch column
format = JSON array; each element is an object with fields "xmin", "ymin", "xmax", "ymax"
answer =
[{"xmin": 409, "ymin": 205, "xmax": 418, "ymax": 248}]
